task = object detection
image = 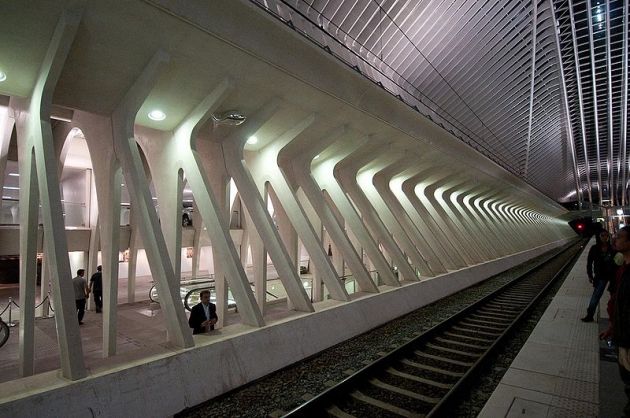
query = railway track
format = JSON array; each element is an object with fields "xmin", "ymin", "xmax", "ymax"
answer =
[{"xmin": 283, "ymin": 241, "xmax": 583, "ymax": 418}]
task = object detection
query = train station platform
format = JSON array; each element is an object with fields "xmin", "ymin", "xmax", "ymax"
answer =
[{"xmin": 479, "ymin": 240, "xmax": 626, "ymax": 417}]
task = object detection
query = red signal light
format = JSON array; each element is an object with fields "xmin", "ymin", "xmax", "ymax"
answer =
[{"xmin": 576, "ymin": 223, "xmax": 584, "ymax": 230}]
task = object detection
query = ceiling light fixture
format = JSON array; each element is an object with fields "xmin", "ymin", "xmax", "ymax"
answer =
[
  {"xmin": 0, "ymin": 71, "xmax": 6, "ymax": 82},
  {"xmin": 314, "ymin": 154, "xmax": 320, "ymax": 159},
  {"xmin": 247, "ymin": 136, "xmax": 258, "ymax": 145},
  {"xmin": 212, "ymin": 110, "xmax": 246, "ymax": 126},
  {"xmin": 8, "ymin": 173, "xmax": 19, "ymax": 177},
  {"xmin": 148, "ymin": 110, "xmax": 166, "ymax": 121}
]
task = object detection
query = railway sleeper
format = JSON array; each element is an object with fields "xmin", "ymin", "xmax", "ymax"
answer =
[
  {"xmin": 499, "ymin": 294, "xmax": 536, "ymax": 302},
  {"xmin": 386, "ymin": 367, "xmax": 453, "ymax": 389},
  {"xmin": 488, "ymin": 299, "xmax": 528, "ymax": 307},
  {"xmin": 470, "ymin": 313, "xmax": 513, "ymax": 323},
  {"xmin": 400, "ymin": 358, "xmax": 464, "ymax": 377},
  {"xmin": 327, "ymin": 405, "xmax": 357, "ymax": 418},
  {"xmin": 413, "ymin": 350, "xmax": 474, "ymax": 367},
  {"xmin": 443, "ymin": 330, "xmax": 494, "ymax": 343},
  {"xmin": 459, "ymin": 319, "xmax": 506, "ymax": 331},
  {"xmin": 435, "ymin": 336, "xmax": 489, "ymax": 350},
  {"xmin": 496, "ymin": 294, "xmax": 535, "ymax": 302},
  {"xmin": 482, "ymin": 303, "xmax": 522, "ymax": 312},
  {"xmin": 426, "ymin": 342, "xmax": 482, "ymax": 357},
  {"xmin": 451, "ymin": 325, "xmax": 501, "ymax": 337},
  {"xmin": 350, "ymin": 390, "xmax": 424, "ymax": 418},
  {"xmin": 370, "ymin": 378, "xmax": 441, "ymax": 404},
  {"xmin": 477, "ymin": 307, "xmax": 516, "ymax": 317}
]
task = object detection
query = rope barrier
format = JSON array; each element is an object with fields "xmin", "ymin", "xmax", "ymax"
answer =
[{"xmin": 0, "ymin": 293, "xmax": 56, "ymax": 324}]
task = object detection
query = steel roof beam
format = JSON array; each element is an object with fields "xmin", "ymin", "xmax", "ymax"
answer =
[
  {"xmin": 551, "ymin": 0, "xmax": 587, "ymax": 207},
  {"xmin": 569, "ymin": 0, "xmax": 602, "ymax": 203},
  {"xmin": 606, "ymin": 0, "xmax": 615, "ymax": 204},
  {"xmin": 622, "ymin": 0, "xmax": 629, "ymax": 205},
  {"xmin": 525, "ymin": 0, "xmax": 538, "ymax": 177},
  {"xmin": 587, "ymin": 0, "xmax": 605, "ymax": 204}
]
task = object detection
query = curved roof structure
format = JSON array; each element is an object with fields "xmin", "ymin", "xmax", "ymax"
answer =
[{"xmin": 253, "ymin": 0, "xmax": 629, "ymax": 206}]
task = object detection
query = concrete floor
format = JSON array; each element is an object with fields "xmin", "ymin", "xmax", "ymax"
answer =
[{"xmin": 0, "ymin": 273, "xmax": 298, "ymax": 385}]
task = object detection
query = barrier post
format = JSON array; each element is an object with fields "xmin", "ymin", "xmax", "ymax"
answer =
[{"xmin": 7, "ymin": 297, "xmax": 16, "ymax": 327}]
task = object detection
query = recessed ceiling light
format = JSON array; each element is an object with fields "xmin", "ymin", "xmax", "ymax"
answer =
[
  {"xmin": 0, "ymin": 71, "xmax": 6, "ymax": 82},
  {"xmin": 247, "ymin": 136, "xmax": 258, "ymax": 145},
  {"xmin": 148, "ymin": 110, "xmax": 166, "ymax": 121}
]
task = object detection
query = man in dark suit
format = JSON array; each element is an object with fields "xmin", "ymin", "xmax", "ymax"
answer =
[{"xmin": 188, "ymin": 289, "xmax": 218, "ymax": 334}]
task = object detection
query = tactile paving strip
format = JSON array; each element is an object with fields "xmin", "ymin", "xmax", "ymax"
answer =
[{"xmin": 547, "ymin": 395, "xmax": 598, "ymax": 417}]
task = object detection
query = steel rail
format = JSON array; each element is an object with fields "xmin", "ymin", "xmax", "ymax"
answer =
[{"xmin": 282, "ymin": 240, "xmax": 582, "ymax": 417}]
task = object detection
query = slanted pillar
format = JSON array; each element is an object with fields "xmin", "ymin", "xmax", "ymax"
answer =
[
  {"xmin": 336, "ymin": 144, "xmax": 418, "ymax": 282},
  {"xmin": 110, "ymin": 51, "xmax": 193, "ymax": 349},
  {"xmin": 14, "ymin": 10, "xmax": 86, "ymax": 379},
  {"xmin": 219, "ymin": 102, "xmax": 313, "ymax": 312},
  {"xmin": 74, "ymin": 110, "xmax": 123, "ymax": 356},
  {"xmin": 170, "ymin": 82, "xmax": 264, "ymax": 327},
  {"xmin": 247, "ymin": 115, "xmax": 348, "ymax": 302}
]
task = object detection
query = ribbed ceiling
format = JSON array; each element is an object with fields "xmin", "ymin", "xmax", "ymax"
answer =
[{"xmin": 251, "ymin": 0, "xmax": 629, "ymax": 206}]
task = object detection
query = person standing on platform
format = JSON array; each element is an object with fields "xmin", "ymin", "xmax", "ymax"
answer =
[
  {"xmin": 72, "ymin": 269, "xmax": 89, "ymax": 325},
  {"xmin": 582, "ymin": 230, "xmax": 616, "ymax": 322},
  {"xmin": 89, "ymin": 265, "xmax": 103, "ymax": 313},
  {"xmin": 601, "ymin": 226, "xmax": 630, "ymax": 417},
  {"xmin": 188, "ymin": 290, "xmax": 218, "ymax": 334}
]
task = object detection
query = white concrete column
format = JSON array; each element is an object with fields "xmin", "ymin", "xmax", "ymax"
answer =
[
  {"xmin": 372, "ymin": 160, "xmax": 446, "ymax": 274},
  {"xmin": 171, "ymin": 83, "xmax": 264, "ymax": 327},
  {"xmin": 466, "ymin": 187, "xmax": 513, "ymax": 256},
  {"xmin": 477, "ymin": 193, "xmax": 519, "ymax": 253},
  {"xmin": 357, "ymin": 154, "xmax": 436, "ymax": 277},
  {"xmin": 444, "ymin": 182, "xmax": 495, "ymax": 261},
  {"xmin": 190, "ymin": 203, "xmax": 202, "ymax": 279},
  {"xmin": 219, "ymin": 103, "xmax": 313, "ymax": 312},
  {"xmin": 393, "ymin": 167, "xmax": 460, "ymax": 270},
  {"xmin": 422, "ymin": 172, "xmax": 484, "ymax": 264},
  {"xmin": 246, "ymin": 115, "xmax": 348, "ymax": 301},
  {"xmin": 290, "ymin": 159, "xmax": 378, "ymax": 293},
  {"xmin": 312, "ymin": 144, "xmax": 399, "ymax": 287},
  {"xmin": 87, "ymin": 217, "xmax": 100, "ymax": 311},
  {"xmin": 455, "ymin": 184, "xmax": 504, "ymax": 258},
  {"xmin": 485, "ymin": 193, "xmax": 527, "ymax": 251},
  {"xmin": 0, "ymin": 106, "xmax": 15, "ymax": 188},
  {"xmin": 16, "ymin": 139, "xmax": 38, "ymax": 377},
  {"xmin": 403, "ymin": 169, "xmax": 469, "ymax": 268},
  {"xmin": 243, "ymin": 206, "xmax": 267, "ymax": 313},
  {"xmin": 14, "ymin": 10, "xmax": 86, "ymax": 380},
  {"xmin": 334, "ymin": 145, "xmax": 417, "ymax": 282},
  {"xmin": 74, "ymin": 111, "xmax": 123, "ymax": 356},
  {"xmin": 110, "ymin": 51, "xmax": 193, "ymax": 349},
  {"xmin": 127, "ymin": 221, "xmax": 139, "ymax": 304}
]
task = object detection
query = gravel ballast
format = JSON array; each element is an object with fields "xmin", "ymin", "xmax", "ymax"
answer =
[{"xmin": 177, "ymin": 245, "xmax": 579, "ymax": 418}]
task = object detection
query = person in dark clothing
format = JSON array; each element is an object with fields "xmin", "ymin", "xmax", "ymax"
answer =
[
  {"xmin": 582, "ymin": 230, "xmax": 616, "ymax": 322},
  {"xmin": 89, "ymin": 265, "xmax": 103, "ymax": 313},
  {"xmin": 601, "ymin": 226, "xmax": 630, "ymax": 417},
  {"xmin": 188, "ymin": 290, "xmax": 218, "ymax": 334}
]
